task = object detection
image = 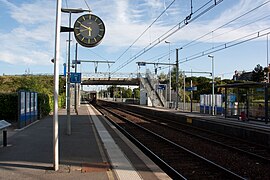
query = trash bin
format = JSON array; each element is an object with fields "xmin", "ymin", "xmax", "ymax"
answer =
[{"xmin": 240, "ymin": 111, "xmax": 246, "ymax": 121}]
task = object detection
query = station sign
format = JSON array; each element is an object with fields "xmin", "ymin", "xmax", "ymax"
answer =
[
  {"xmin": 157, "ymin": 84, "xmax": 166, "ymax": 90},
  {"xmin": 185, "ymin": 86, "xmax": 197, "ymax": 91},
  {"xmin": 70, "ymin": 72, "xmax": 81, "ymax": 83},
  {"xmin": 137, "ymin": 62, "xmax": 146, "ymax": 66},
  {"xmin": 72, "ymin": 60, "xmax": 81, "ymax": 64}
]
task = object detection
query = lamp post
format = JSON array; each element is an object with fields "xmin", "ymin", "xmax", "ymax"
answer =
[
  {"xmin": 208, "ymin": 55, "xmax": 215, "ymax": 116},
  {"xmin": 61, "ymin": 8, "xmax": 91, "ymax": 135},
  {"xmin": 267, "ymin": 35, "xmax": 269, "ymax": 83},
  {"xmin": 165, "ymin": 41, "xmax": 171, "ymax": 108},
  {"xmin": 53, "ymin": 0, "xmax": 62, "ymax": 171}
]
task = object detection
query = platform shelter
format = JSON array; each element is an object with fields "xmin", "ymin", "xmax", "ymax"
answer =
[{"xmin": 218, "ymin": 82, "xmax": 269, "ymax": 124}]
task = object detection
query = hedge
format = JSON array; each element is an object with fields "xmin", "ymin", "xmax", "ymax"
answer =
[
  {"xmin": 0, "ymin": 92, "xmax": 52, "ymax": 125},
  {"xmin": 0, "ymin": 93, "xmax": 18, "ymax": 122}
]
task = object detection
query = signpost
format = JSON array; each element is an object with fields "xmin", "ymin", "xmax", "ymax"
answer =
[
  {"xmin": 157, "ymin": 84, "xmax": 166, "ymax": 90},
  {"xmin": 185, "ymin": 86, "xmax": 197, "ymax": 91},
  {"xmin": 70, "ymin": 72, "xmax": 81, "ymax": 83}
]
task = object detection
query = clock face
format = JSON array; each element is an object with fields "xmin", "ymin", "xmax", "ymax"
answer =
[{"xmin": 74, "ymin": 14, "xmax": 105, "ymax": 48}]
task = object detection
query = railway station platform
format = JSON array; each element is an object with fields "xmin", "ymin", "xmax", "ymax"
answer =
[{"xmin": 0, "ymin": 104, "xmax": 170, "ymax": 180}]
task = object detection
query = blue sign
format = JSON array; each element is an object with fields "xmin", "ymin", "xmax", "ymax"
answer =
[
  {"xmin": 72, "ymin": 60, "xmax": 81, "ymax": 64},
  {"xmin": 185, "ymin": 86, "xmax": 197, "ymax": 91},
  {"xmin": 70, "ymin": 72, "xmax": 81, "ymax": 83},
  {"xmin": 63, "ymin": 63, "xmax": 66, "ymax": 76},
  {"xmin": 138, "ymin": 62, "xmax": 146, "ymax": 66},
  {"xmin": 157, "ymin": 84, "xmax": 166, "ymax": 90}
]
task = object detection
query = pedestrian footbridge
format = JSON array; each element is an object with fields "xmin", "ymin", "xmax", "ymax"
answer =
[
  {"xmin": 81, "ymin": 71, "xmax": 167, "ymax": 107},
  {"xmin": 81, "ymin": 77, "xmax": 140, "ymax": 85}
]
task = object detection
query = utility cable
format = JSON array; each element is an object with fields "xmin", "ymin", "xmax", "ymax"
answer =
[
  {"xmin": 179, "ymin": 27, "xmax": 270, "ymax": 63},
  {"xmin": 65, "ymin": 0, "xmax": 68, "ymax": 8},
  {"xmin": 112, "ymin": 0, "xmax": 176, "ymax": 66},
  {"xmin": 185, "ymin": 13, "xmax": 270, "ymax": 50},
  {"xmin": 178, "ymin": 0, "xmax": 270, "ymax": 50},
  {"xmin": 143, "ymin": 1, "xmax": 270, "ymax": 65},
  {"xmin": 112, "ymin": 0, "xmax": 223, "ymax": 74},
  {"xmin": 83, "ymin": 0, "xmax": 91, "ymax": 12}
]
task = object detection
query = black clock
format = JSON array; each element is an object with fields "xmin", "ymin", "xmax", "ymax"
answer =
[{"xmin": 74, "ymin": 14, "xmax": 105, "ymax": 48}]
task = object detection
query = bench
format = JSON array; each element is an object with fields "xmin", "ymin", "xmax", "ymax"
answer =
[{"xmin": 0, "ymin": 120, "xmax": 11, "ymax": 147}]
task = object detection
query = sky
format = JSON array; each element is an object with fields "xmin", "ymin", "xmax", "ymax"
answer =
[{"xmin": 0, "ymin": 0, "xmax": 270, "ymax": 81}]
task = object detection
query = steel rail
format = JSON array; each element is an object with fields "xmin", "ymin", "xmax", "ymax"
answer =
[
  {"xmin": 117, "ymin": 107, "xmax": 270, "ymax": 162},
  {"xmin": 96, "ymin": 104, "xmax": 245, "ymax": 179}
]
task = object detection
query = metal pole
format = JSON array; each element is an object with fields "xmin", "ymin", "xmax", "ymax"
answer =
[
  {"xmin": 65, "ymin": 40, "xmax": 69, "ymax": 109},
  {"xmin": 208, "ymin": 55, "xmax": 215, "ymax": 116},
  {"xmin": 265, "ymin": 84, "xmax": 268, "ymax": 124},
  {"xmin": 183, "ymin": 71, "xmax": 186, "ymax": 111},
  {"xmin": 169, "ymin": 43, "xmax": 171, "ymax": 107},
  {"xmin": 191, "ymin": 79, "xmax": 193, "ymax": 112},
  {"xmin": 3, "ymin": 130, "xmax": 7, "ymax": 147},
  {"xmin": 165, "ymin": 41, "xmax": 171, "ymax": 108},
  {"xmin": 67, "ymin": 11, "xmax": 71, "ymax": 135},
  {"xmin": 74, "ymin": 43, "xmax": 78, "ymax": 113},
  {"xmin": 176, "ymin": 49, "xmax": 179, "ymax": 110},
  {"xmin": 212, "ymin": 57, "xmax": 215, "ymax": 116},
  {"xmin": 166, "ymin": 84, "xmax": 168, "ymax": 107},
  {"xmin": 267, "ymin": 35, "xmax": 269, "ymax": 83},
  {"xmin": 53, "ymin": 0, "xmax": 62, "ymax": 171}
]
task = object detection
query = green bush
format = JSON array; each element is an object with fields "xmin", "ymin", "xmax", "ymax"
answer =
[
  {"xmin": 38, "ymin": 93, "xmax": 51, "ymax": 119},
  {"xmin": 0, "ymin": 93, "xmax": 18, "ymax": 122}
]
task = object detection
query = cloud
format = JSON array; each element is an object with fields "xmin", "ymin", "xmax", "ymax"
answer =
[
  {"xmin": 0, "ymin": 0, "xmax": 56, "ymax": 65},
  {"xmin": 1, "ymin": 0, "xmax": 270, "ymax": 69}
]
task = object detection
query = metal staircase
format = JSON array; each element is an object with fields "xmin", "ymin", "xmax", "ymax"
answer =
[{"xmin": 140, "ymin": 70, "xmax": 165, "ymax": 107}]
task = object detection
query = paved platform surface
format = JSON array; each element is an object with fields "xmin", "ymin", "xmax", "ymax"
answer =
[{"xmin": 0, "ymin": 104, "xmax": 170, "ymax": 180}]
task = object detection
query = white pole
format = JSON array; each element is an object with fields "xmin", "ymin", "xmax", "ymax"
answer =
[
  {"xmin": 183, "ymin": 71, "xmax": 185, "ymax": 111},
  {"xmin": 166, "ymin": 84, "xmax": 168, "ymax": 108},
  {"xmin": 169, "ymin": 43, "xmax": 171, "ymax": 107},
  {"xmin": 165, "ymin": 41, "xmax": 171, "ymax": 108},
  {"xmin": 65, "ymin": 40, "xmax": 68, "ymax": 109},
  {"xmin": 53, "ymin": 0, "xmax": 62, "ymax": 171},
  {"xmin": 267, "ymin": 34, "xmax": 269, "ymax": 83},
  {"xmin": 67, "ymin": 12, "xmax": 71, "ymax": 135},
  {"xmin": 212, "ymin": 57, "xmax": 215, "ymax": 116}
]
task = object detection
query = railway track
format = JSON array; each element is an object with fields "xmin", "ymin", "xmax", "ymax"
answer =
[
  {"xmin": 96, "ymin": 104, "xmax": 246, "ymax": 179},
  {"xmin": 117, "ymin": 106, "xmax": 270, "ymax": 162}
]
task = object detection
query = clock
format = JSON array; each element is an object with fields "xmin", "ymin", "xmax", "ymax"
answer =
[{"xmin": 73, "ymin": 14, "xmax": 105, "ymax": 48}]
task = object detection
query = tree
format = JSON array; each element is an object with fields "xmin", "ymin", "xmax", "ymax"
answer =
[
  {"xmin": 252, "ymin": 64, "xmax": 265, "ymax": 82},
  {"xmin": 123, "ymin": 88, "xmax": 132, "ymax": 98},
  {"xmin": 133, "ymin": 88, "xmax": 140, "ymax": 99}
]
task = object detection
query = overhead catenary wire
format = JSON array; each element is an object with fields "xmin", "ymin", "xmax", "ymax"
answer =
[
  {"xmin": 143, "ymin": 0, "xmax": 270, "ymax": 65},
  {"xmin": 179, "ymin": 27, "xmax": 270, "ymax": 64},
  {"xmin": 83, "ymin": 0, "xmax": 91, "ymax": 12},
  {"xmin": 178, "ymin": 0, "xmax": 270, "ymax": 50},
  {"xmin": 112, "ymin": 0, "xmax": 224, "ymax": 74},
  {"xmin": 65, "ymin": 0, "xmax": 68, "ymax": 8},
  {"xmin": 185, "ymin": 13, "xmax": 270, "ymax": 50},
  {"xmin": 112, "ymin": 0, "xmax": 176, "ymax": 66}
]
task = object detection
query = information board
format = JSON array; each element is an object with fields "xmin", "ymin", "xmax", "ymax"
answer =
[{"xmin": 70, "ymin": 72, "xmax": 81, "ymax": 83}]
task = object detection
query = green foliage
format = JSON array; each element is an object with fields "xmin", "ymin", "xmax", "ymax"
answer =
[
  {"xmin": 38, "ymin": 93, "xmax": 51, "ymax": 118},
  {"xmin": 0, "ymin": 93, "xmax": 18, "ymax": 122},
  {"xmin": 0, "ymin": 92, "xmax": 52, "ymax": 124},
  {"xmin": 106, "ymin": 86, "xmax": 139, "ymax": 99},
  {"xmin": 123, "ymin": 88, "xmax": 132, "ymax": 98},
  {"xmin": 252, "ymin": 64, "xmax": 265, "ymax": 82},
  {"xmin": 133, "ymin": 88, "xmax": 140, "ymax": 99},
  {"xmin": 0, "ymin": 75, "xmax": 66, "ymax": 112}
]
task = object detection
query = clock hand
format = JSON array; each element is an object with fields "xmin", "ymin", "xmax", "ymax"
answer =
[
  {"xmin": 80, "ymin": 28, "xmax": 88, "ymax": 32},
  {"xmin": 88, "ymin": 27, "xmax": 92, "ymax": 36},
  {"xmin": 80, "ymin": 23, "xmax": 90, "ymax": 30}
]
